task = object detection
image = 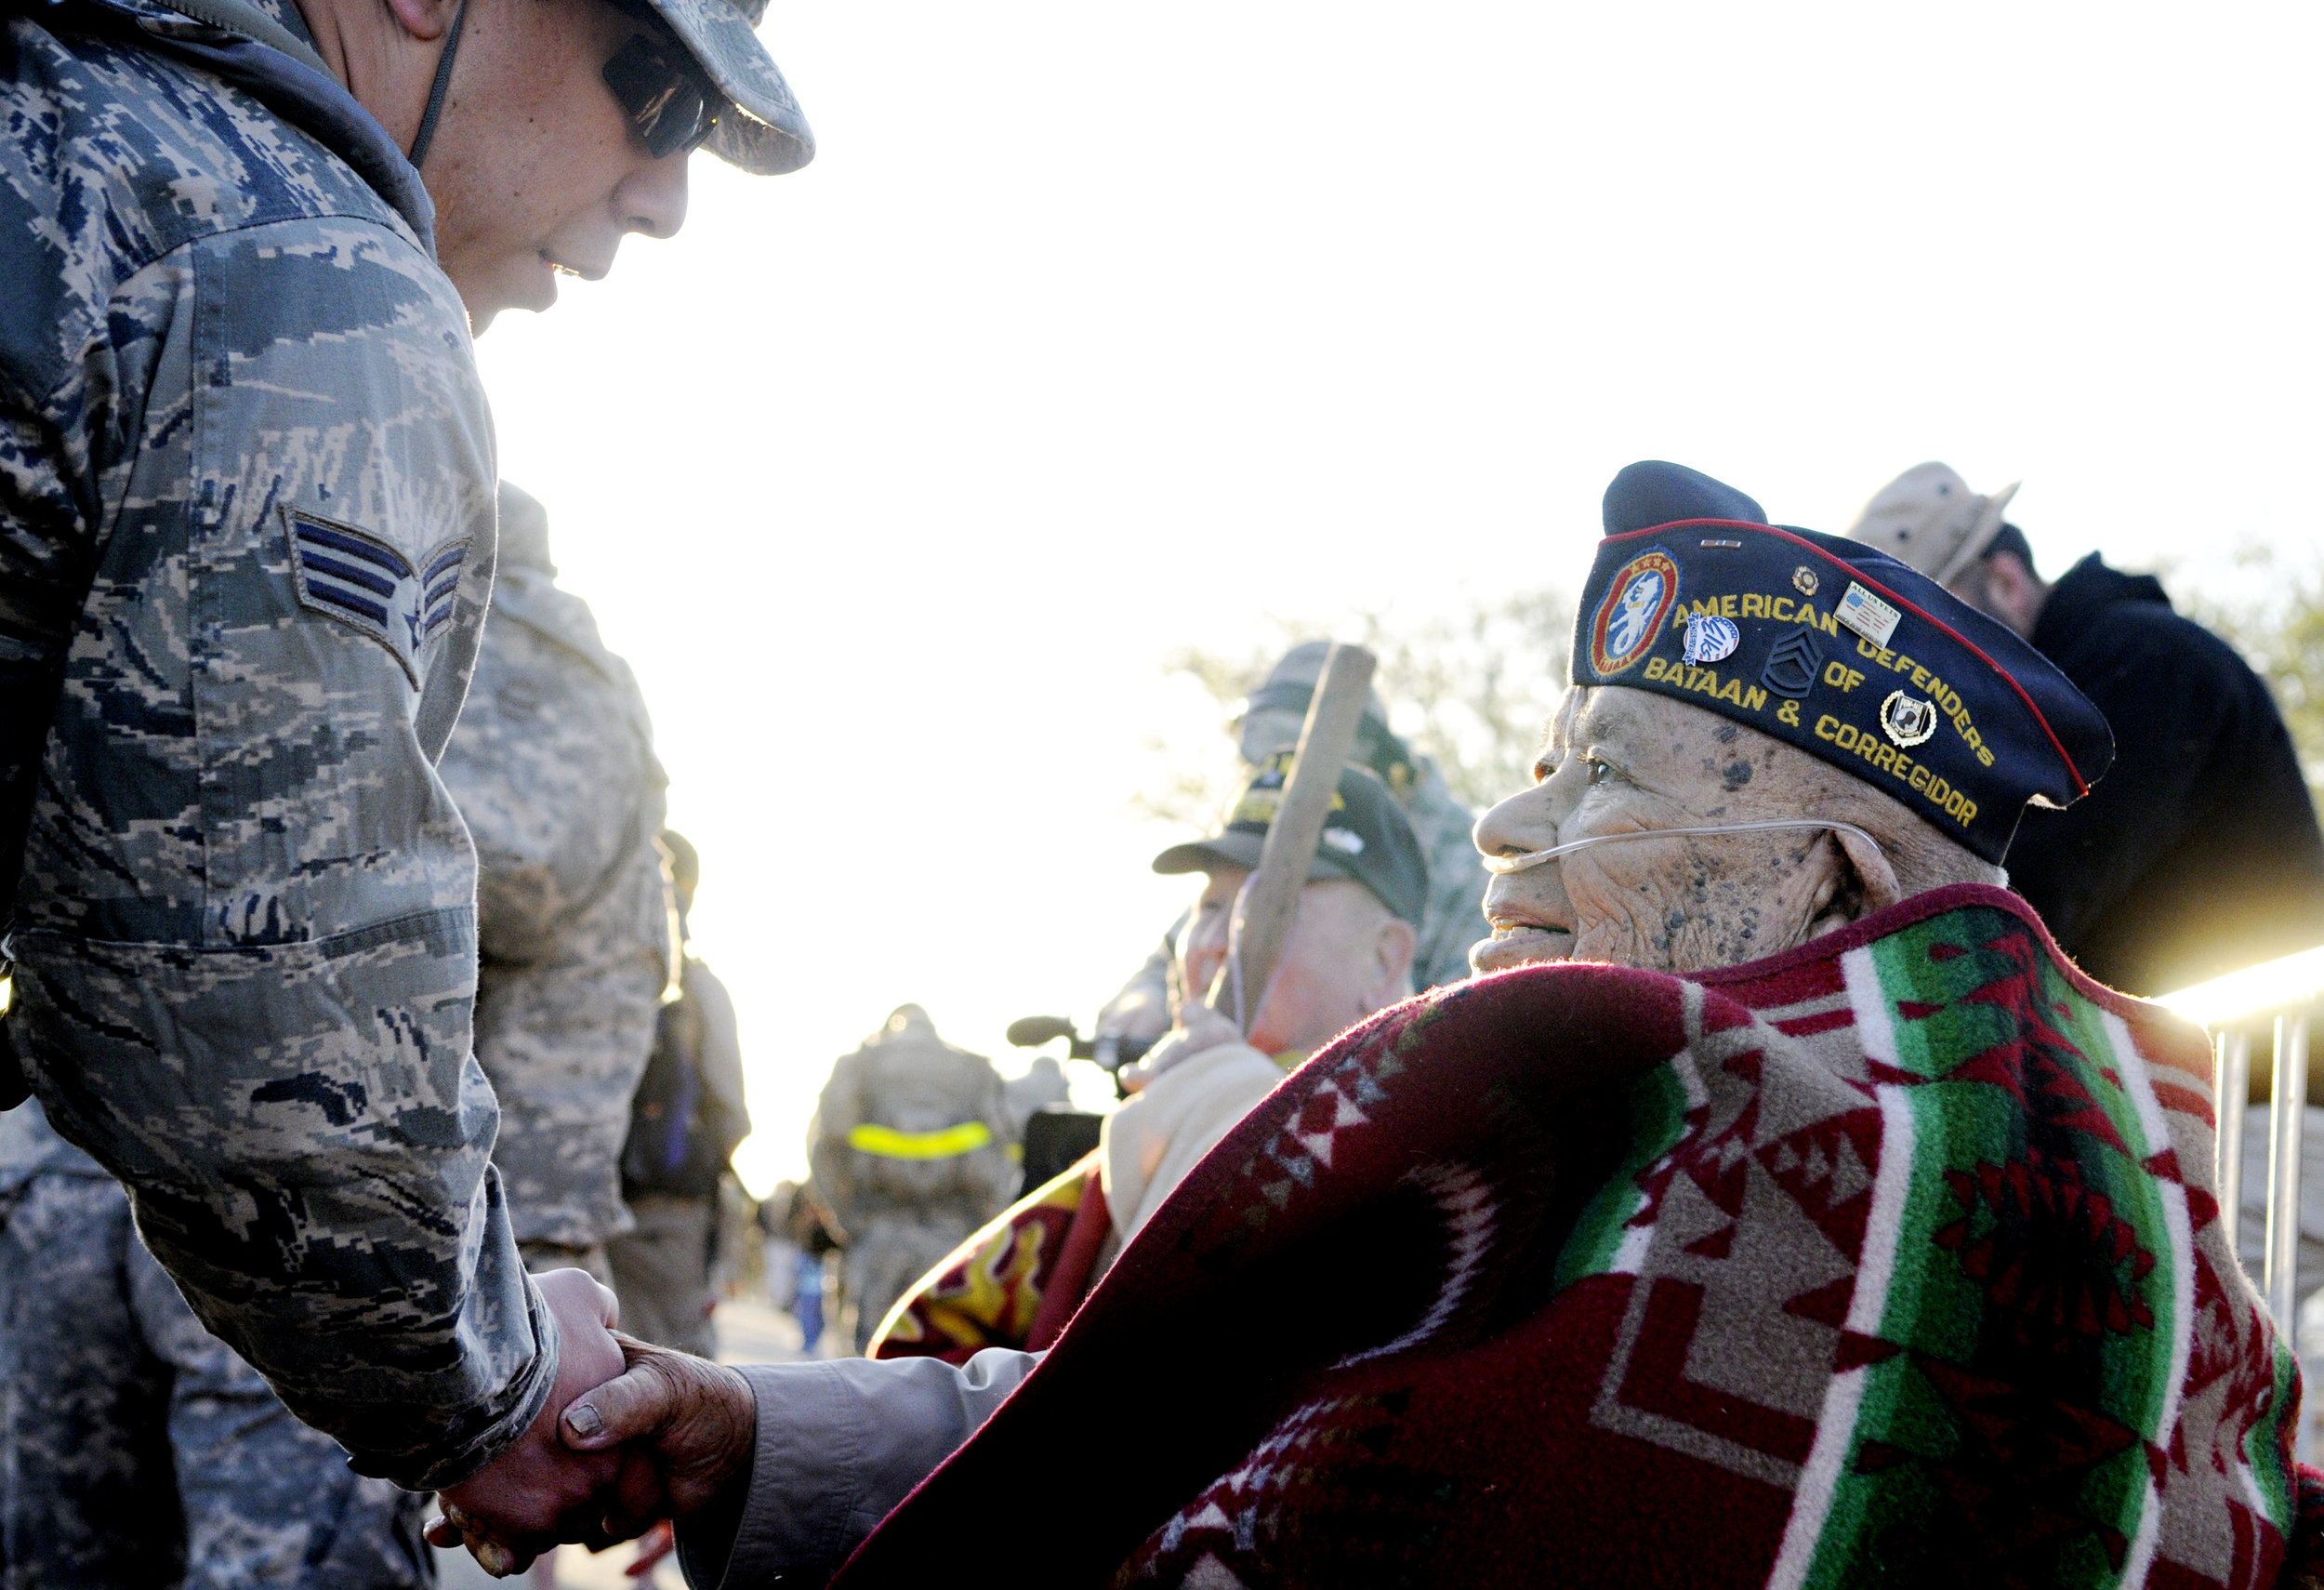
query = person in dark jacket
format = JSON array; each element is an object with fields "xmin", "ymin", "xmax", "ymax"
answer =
[
  {"xmin": 1850, "ymin": 462, "xmax": 2324, "ymax": 994},
  {"xmin": 610, "ymin": 832, "xmax": 751, "ymax": 1359}
]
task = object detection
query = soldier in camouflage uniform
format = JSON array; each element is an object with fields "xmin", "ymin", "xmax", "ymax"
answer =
[
  {"xmin": 0, "ymin": 0, "xmax": 809, "ymax": 1542},
  {"xmin": 609, "ymin": 830, "xmax": 752, "ymax": 1359},
  {"xmin": 807, "ymin": 1008, "xmax": 1018, "ymax": 1353},
  {"xmin": 1, "ymin": 1100, "xmax": 431, "ymax": 1589},
  {"xmin": 436, "ymin": 483, "xmax": 676, "ymax": 1282},
  {"xmin": 1098, "ymin": 641, "xmax": 1486, "ymax": 1042}
]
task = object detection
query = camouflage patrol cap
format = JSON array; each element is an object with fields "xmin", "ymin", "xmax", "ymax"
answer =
[{"xmin": 629, "ymin": 0, "xmax": 813, "ymax": 175}]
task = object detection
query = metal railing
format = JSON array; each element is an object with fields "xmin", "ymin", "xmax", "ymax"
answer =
[{"xmin": 2159, "ymin": 946, "xmax": 2324, "ymax": 1351}]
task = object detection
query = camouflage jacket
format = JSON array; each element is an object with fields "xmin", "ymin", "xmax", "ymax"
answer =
[
  {"xmin": 437, "ymin": 485, "xmax": 674, "ymax": 1251},
  {"xmin": 807, "ymin": 1014, "xmax": 1018, "ymax": 1238},
  {"xmin": 0, "ymin": 0, "xmax": 549, "ymax": 1490}
]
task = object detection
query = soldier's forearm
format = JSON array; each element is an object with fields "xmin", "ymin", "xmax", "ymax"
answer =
[{"xmin": 13, "ymin": 927, "xmax": 560, "ymax": 1487}]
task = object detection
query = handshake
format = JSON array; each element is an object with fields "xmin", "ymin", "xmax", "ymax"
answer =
[{"xmin": 427, "ymin": 1270, "xmax": 759, "ymax": 1578}]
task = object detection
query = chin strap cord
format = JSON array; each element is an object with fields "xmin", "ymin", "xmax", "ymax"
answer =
[{"xmin": 406, "ymin": 0, "xmax": 470, "ymax": 169}]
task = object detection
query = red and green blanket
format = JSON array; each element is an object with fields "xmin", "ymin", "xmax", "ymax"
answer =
[{"xmin": 838, "ymin": 885, "xmax": 2304, "ymax": 1588}]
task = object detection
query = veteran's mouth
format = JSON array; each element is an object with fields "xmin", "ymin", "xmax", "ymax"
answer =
[{"xmin": 1470, "ymin": 912, "xmax": 1577, "ymax": 973}]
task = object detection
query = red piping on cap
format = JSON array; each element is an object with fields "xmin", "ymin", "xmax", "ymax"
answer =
[{"xmin": 1601, "ymin": 519, "xmax": 2091, "ymax": 798}]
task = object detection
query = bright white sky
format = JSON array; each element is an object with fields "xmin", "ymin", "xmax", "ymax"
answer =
[{"xmin": 473, "ymin": 1, "xmax": 2324, "ymax": 1193}]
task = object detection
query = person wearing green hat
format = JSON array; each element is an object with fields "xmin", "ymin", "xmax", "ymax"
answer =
[
  {"xmin": 1096, "ymin": 641, "xmax": 1484, "ymax": 1061},
  {"xmin": 0, "ymin": 0, "xmax": 808, "ymax": 1575},
  {"xmin": 864, "ymin": 757, "xmax": 1430, "ymax": 1370}
]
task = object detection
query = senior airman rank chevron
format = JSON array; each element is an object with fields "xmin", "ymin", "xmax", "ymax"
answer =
[
  {"xmin": 283, "ymin": 507, "xmax": 468, "ymax": 688},
  {"xmin": 1575, "ymin": 461, "xmax": 2116, "ymax": 863}
]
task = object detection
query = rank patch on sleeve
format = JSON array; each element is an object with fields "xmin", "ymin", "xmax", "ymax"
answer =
[{"xmin": 283, "ymin": 507, "xmax": 469, "ymax": 688}]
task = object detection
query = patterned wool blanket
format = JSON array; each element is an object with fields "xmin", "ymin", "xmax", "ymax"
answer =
[
  {"xmin": 833, "ymin": 885, "xmax": 2305, "ymax": 1589},
  {"xmin": 869, "ymin": 1150, "xmax": 1111, "ymax": 1363}
]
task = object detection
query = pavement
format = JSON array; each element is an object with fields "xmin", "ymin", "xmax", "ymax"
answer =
[{"xmin": 434, "ymin": 1296, "xmax": 820, "ymax": 1589}]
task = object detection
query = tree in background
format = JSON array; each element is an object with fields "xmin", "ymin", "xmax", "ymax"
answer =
[
  {"xmin": 2180, "ymin": 547, "xmax": 2324, "ymax": 804},
  {"xmin": 1137, "ymin": 589, "xmax": 1574, "ymax": 828}
]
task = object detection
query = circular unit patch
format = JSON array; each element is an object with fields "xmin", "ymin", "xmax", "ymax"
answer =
[{"xmin": 1589, "ymin": 550, "xmax": 1682, "ymax": 676}]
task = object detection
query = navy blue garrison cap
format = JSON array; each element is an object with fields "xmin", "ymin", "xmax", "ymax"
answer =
[{"xmin": 1572, "ymin": 461, "xmax": 2114, "ymax": 863}]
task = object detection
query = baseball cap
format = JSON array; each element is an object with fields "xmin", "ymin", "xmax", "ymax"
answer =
[
  {"xmin": 1845, "ymin": 462, "xmax": 2021, "ymax": 587},
  {"xmin": 1153, "ymin": 759, "xmax": 1430, "ymax": 927},
  {"xmin": 628, "ymin": 0, "xmax": 813, "ymax": 175}
]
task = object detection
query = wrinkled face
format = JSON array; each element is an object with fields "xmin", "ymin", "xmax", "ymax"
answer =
[
  {"xmin": 428, "ymin": 0, "xmax": 693, "ymax": 329},
  {"xmin": 1471, "ymin": 686, "xmax": 1860, "ymax": 975},
  {"xmin": 1180, "ymin": 868, "xmax": 1396, "ymax": 1057}
]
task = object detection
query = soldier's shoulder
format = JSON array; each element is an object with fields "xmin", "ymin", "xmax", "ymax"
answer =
[
  {"xmin": 3, "ymin": 8, "xmax": 416, "ymax": 379},
  {"xmin": 487, "ymin": 575, "xmax": 647, "ymax": 698}
]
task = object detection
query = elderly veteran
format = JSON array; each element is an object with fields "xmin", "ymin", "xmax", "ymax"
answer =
[{"xmin": 480, "ymin": 463, "xmax": 2304, "ymax": 1590}]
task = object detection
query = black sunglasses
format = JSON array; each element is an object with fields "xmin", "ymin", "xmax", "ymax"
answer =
[{"xmin": 601, "ymin": 8, "xmax": 723, "ymax": 159}]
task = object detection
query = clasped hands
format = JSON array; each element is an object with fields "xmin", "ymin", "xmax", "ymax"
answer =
[{"xmin": 426, "ymin": 1269, "xmax": 758, "ymax": 1577}]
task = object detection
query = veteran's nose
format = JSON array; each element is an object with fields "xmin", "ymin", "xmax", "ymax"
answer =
[{"xmin": 1473, "ymin": 778, "xmax": 1560, "ymax": 863}]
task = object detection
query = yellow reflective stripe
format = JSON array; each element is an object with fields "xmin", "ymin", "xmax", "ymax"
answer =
[{"xmin": 847, "ymin": 1121, "xmax": 995, "ymax": 1159}]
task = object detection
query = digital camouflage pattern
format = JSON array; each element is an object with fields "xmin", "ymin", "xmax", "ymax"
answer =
[
  {"xmin": 0, "ymin": 0, "xmax": 549, "ymax": 1489},
  {"xmin": 437, "ymin": 484, "xmax": 674, "ymax": 1254},
  {"xmin": 0, "ymin": 1106, "xmax": 430, "ymax": 1589}
]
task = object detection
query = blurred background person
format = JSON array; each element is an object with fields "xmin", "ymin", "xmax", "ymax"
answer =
[
  {"xmin": 808, "ymin": 1007, "xmax": 1018, "ymax": 1352},
  {"xmin": 758, "ymin": 1181, "xmax": 843, "ymax": 1357},
  {"xmin": 436, "ymin": 484, "xmax": 677, "ymax": 1282},
  {"xmin": 610, "ymin": 831, "xmax": 752, "ymax": 1358},
  {"xmin": 759, "ymin": 1180, "xmax": 801, "ymax": 1317},
  {"xmin": 870, "ymin": 760, "xmax": 1427, "ymax": 1363},
  {"xmin": 0, "ymin": 1100, "xmax": 430, "ymax": 1589},
  {"xmin": 1097, "ymin": 640, "xmax": 1485, "ymax": 1048},
  {"xmin": 1001, "ymin": 1053, "xmax": 1073, "ymax": 1137},
  {"xmin": 1848, "ymin": 461, "xmax": 2324, "ymax": 997}
]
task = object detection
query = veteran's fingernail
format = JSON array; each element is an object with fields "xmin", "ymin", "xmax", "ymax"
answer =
[
  {"xmin": 564, "ymin": 1402, "xmax": 603, "ymax": 1438},
  {"xmin": 475, "ymin": 1540, "xmax": 516, "ymax": 1577}
]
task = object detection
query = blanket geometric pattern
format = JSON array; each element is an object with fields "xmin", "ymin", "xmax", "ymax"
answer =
[
  {"xmin": 830, "ymin": 886, "xmax": 2300, "ymax": 1589},
  {"xmin": 868, "ymin": 1155, "xmax": 1108, "ymax": 1362}
]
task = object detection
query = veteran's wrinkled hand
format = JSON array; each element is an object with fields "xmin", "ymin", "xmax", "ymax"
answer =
[
  {"xmin": 426, "ymin": 1267, "xmax": 629, "ymax": 1574},
  {"xmin": 556, "ymin": 1332, "xmax": 758, "ymax": 1543},
  {"xmin": 1116, "ymin": 1001, "xmax": 1244, "ymax": 1093}
]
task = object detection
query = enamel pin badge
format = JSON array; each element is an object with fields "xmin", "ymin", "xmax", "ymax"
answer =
[
  {"xmin": 1836, "ymin": 581, "xmax": 1903, "ymax": 647},
  {"xmin": 1881, "ymin": 690, "xmax": 1938, "ymax": 747},
  {"xmin": 1682, "ymin": 612, "xmax": 1739, "ymax": 666}
]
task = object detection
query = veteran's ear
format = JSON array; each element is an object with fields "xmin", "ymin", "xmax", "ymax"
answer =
[{"xmin": 1833, "ymin": 827, "xmax": 1903, "ymax": 920}]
